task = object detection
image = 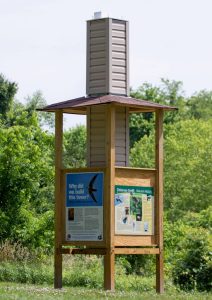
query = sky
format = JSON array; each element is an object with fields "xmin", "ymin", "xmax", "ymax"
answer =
[{"xmin": 1, "ymin": 0, "xmax": 212, "ymax": 127}]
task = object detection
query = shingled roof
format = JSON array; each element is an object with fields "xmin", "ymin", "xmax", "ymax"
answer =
[{"xmin": 38, "ymin": 95, "xmax": 177, "ymax": 114}]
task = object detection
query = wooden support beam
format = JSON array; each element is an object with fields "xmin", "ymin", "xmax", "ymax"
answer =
[
  {"xmin": 155, "ymin": 109, "xmax": 164, "ymax": 294},
  {"xmin": 104, "ymin": 104, "xmax": 115, "ymax": 291},
  {"xmin": 54, "ymin": 111, "xmax": 63, "ymax": 289},
  {"xmin": 61, "ymin": 248, "xmax": 107, "ymax": 255},
  {"xmin": 114, "ymin": 248, "xmax": 160, "ymax": 255}
]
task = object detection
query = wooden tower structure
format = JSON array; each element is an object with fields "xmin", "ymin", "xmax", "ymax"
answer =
[{"xmin": 39, "ymin": 13, "xmax": 176, "ymax": 293}]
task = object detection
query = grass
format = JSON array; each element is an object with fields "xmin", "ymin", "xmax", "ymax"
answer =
[
  {"xmin": 0, "ymin": 282, "xmax": 212, "ymax": 300},
  {"xmin": 0, "ymin": 242, "xmax": 211, "ymax": 299}
]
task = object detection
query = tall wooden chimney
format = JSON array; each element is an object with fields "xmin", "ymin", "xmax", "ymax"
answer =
[
  {"xmin": 86, "ymin": 13, "xmax": 130, "ymax": 167},
  {"xmin": 86, "ymin": 13, "xmax": 129, "ymax": 97}
]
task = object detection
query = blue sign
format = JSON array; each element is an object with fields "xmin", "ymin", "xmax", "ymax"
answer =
[{"xmin": 66, "ymin": 172, "xmax": 104, "ymax": 207}]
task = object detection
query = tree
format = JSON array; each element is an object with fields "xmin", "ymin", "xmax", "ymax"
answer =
[
  {"xmin": 0, "ymin": 74, "xmax": 18, "ymax": 118},
  {"xmin": 25, "ymin": 91, "xmax": 54, "ymax": 129},
  {"xmin": 187, "ymin": 90, "xmax": 212, "ymax": 120},
  {"xmin": 63, "ymin": 125, "xmax": 87, "ymax": 168},
  {"xmin": 129, "ymin": 79, "xmax": 187, "ymax": 147},
  {"xmin": 130, "ymin": 119, "xmax": 212, "ymax": 220}
]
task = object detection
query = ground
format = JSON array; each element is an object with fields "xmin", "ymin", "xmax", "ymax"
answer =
[{"xmin": 0, "ymin": 282, "xmax": 211, "ymax": 300}]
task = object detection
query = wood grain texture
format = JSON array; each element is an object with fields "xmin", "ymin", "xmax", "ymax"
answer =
[
  {"xmin": 114, "ymin": 235, "xmax": 156, "ymax": 247},
  {"xmin": 61, "ymin": 248, "xmax": 107, "ymax": 255},
  {"xmin": 155, "ymin": 109, "xmax": 164, "ymax": 293},
  {"xmin": 115, "ymin": 167, "xmax": 156, "ymax": 187},
  {"xmin": 104, "ymin": 104, "xmax": 115, "ymax": 291},
  {"xmin": 54, "ymin": 111, "xmax": 63, "ymax": 289},
  {"xmin": 114, "ymin": 248, "xmax": 159, "ymax": 255}
]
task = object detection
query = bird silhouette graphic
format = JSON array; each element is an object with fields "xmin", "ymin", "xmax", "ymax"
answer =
[{"xmin": 88, "ymin": 174, "xmax": 98, "ymax": 203}]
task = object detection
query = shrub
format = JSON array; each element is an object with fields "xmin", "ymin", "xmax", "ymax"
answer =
[{"xmin": 172, "ymin": 227, "xmax": 212, "ymax": 292}]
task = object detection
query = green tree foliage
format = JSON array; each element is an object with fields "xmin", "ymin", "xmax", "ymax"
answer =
[
  {"xmin": 63, "ymin": 125, "xmax": 86, "ymax": 168},
  {"xmin": 25, "ymin": 91, "xmax": 54, "ymax": 129},
  {"xmin": 0, "ymin": 76, "xmax": 55, "ymax": 250},
  {"xmin": 0, "ymin": 74, "xmax": 18, "ymax": 118},
  {"xmin": 164, "ymin": 207, "xmax": 212, "ymax": 291},
  {"xmin": 129, "ymin": 79, "xmax": 186, "ymax": 147},
  {"xmin": 187, "ymin": 90, "xmax": 212, "ymax": 120},
  {"xmin": 172, "ymin": 226, "xmax": 212, "ymax": 291},
  {"xmin": 0, "ymin": 122, "xmax": 54, "ymax": 249},
  {"xmin": 130, "ymin": 119, "xmax": 212, "ymax": 220}
]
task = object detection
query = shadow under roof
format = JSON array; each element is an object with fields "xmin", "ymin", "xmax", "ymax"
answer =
[{"xmin": 38, "ymin": 95, "xmax": 177, "ymax": 114}]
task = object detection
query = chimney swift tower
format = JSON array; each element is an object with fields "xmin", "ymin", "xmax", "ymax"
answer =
[
  {"xmin": 86, "ymin": 14, "xmax": 130, "ymax": 168},
  {"xmin": 39, "ymin": 12, "xmax": 176, "ymax": 293},
  {"xmin": 86, "ymin": 14, "xmax": 129, "ymax": 96}
]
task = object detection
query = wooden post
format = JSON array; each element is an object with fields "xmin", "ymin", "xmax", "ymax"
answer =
[
  {"xmin": 104, "ymin": 104, "xmax": 115, "ymax": 290},
  {"xmin": 54, "ymin": 111, "xmax": 63, "ymax": 289},
  {"xmin": 155, "ymin": 109, "xmax": 164, "ymax": 293}
]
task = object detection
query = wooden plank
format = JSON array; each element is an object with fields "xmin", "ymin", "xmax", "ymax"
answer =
[
  {"xmin": 90, "ymin": 135, "xmax": 105, "ymax": 143},
  {"xmin": 89, "ymin": 79, "xmax": 106, "ymax": 87},
  {"xmin": 90, "ymin": 21, "xmax": 106, "ymax": 31},
  {"xmin": 86, "ymin": 107, "xmax": 91, "ymax": 167},
  {"xmin": 90, "ymin": 50, "xmax": 106, "ymax": 59},
  {"xmin": 116, "ymin": 154, "xmax": 126, "ymax": 162},
  {"xmin": 90, "ymin": 65, "xmax": 106, "ymax": 73},
  {"xmin": 112, "ymin": 30, "xmax": 126, "ymax": 38},
  {"xmin": 112, "ymin": 23, "xmax": 125, "ymax": 31},
  {"xmin": 90, "ymin": 58, "xmax": 106, "ymax": 67},
  {"xmin": 54, "ymin": 111, "xmax": 63, "ymax": 289},
  {"xmin": 90, "ymin": 113, "xmax": 106, "ymax": 121},
  {"xmin": 104, "ymin": 104, "xmax": 115, "ymax": 291},
  {"xmin": 90, "ymin": 44, "xmax": 106, "ymax": 52},
  {"xmin": 90, "ymin": 72, "xmax": 106, "ymax": 81},
  {"xmin": 112, "ymin": 52, "xmax": 126, "ymax": 60},
  {"xmin": 111, "ymin": 87, "xmax": 126, "ymax": 95},
  {"xmin": 61, "ymin": 170, "xmax": 66, "ymax": 247},
  {"xmin": 61, "ymin": 167, "xmax": 106, "ymax": 174},
  {"xmin": 114, "ymin": 248, "xmax": 160, "ymax": 255},
  {"xmin": 90, "ymin": 37, "xmax": 106, "ymax": 45},
  {"xmin": 126, "ymin": 107, "xmax": 130, "ymax": 166},
  {"xmin": 115, "ymin": 166, "xmax": 156, "ymax": 172},
  {"xmin": 114, "ymin": 235, "xmax": 156, "ymax": 247},
  {"xmin": 112, "ymin": 60, "xmax": 126, "ymax": 67},
  {"xmin": 112, "ymin": 38, "xmax": 126, "ymax": 45},
  {"xmin": 91, "ymin": 105, "xmax": 106, "ymax": 113},
  {"xmin": 90, "ymin": 161, "xmax": 106, "ymax": 167},
  {"xmin": 155, "ymin": 109, "xmax": 164, "ymax": 294},
  {"xmin": 112, "ymin": 66, "xmax": 126, "ymax": 74},
  {"xmin": 90, "ymin": 147, "xmax": 106, "ymax": 155},
  {"xmin": 62, "ymin": 240, "xmax": 106, "ymax": 247},
  {"xmin": 90, "ymin": 30, "xmax": 105, "ymax": 38},
  {"xmin": 115, "ymin": 146, "xmax": 126, "ymax": 155},
  {"xmin": 115, "ymin": 127, "xmax": 126, "ymax": 135},
  {"xmin": 115, "ymin": 167, "xmax": 156, "ymax": 187},
  {"xmin": 91, "ymin": 154, "xmax": 105, "ymax": 161},
  {"xmin": 112, "ymin": 44, "xmax": 126, "ymax": 52},
  {"xmin": 61, "ymin": 248, "xmax": 107, "ymax": 255}
]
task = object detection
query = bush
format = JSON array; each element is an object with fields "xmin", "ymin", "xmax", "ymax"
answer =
[{"xmin": 172, "ymin": 227, "xmax": 212, "ymax": 292}]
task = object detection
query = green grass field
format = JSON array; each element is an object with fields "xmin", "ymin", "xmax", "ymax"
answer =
[{"xmin": 0, "ymin": 282, "xmax": 211, "ymax": 300}]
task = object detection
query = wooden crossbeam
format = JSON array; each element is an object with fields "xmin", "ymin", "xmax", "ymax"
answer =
[
  {"xmin": 61, "ymin": 248, "xmax": 107, "ymax": 255},
  {"xmin": 61, "ymin": 247, "xmax": 159, "ymax": 255},
  {"xmin": 114, "ymin": 248, "xmax": 160, "ymax": 255}
]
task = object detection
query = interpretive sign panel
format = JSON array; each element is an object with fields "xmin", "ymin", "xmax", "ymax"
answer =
[
  {"xmin": 115, "ymin": 185, "xmax": 154, "ymax": 235},
  {"xmin": 66, "ymin": 172, "xmax": 104, "ymax": 241}
]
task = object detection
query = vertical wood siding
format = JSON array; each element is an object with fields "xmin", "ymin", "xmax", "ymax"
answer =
[
  {"xmin": 87, "ymin": 105, "xmax": 129, "ymax": 167},
  {"xmin": 87, "ymin": 18, "xmax": 129, "ymax": 96}
]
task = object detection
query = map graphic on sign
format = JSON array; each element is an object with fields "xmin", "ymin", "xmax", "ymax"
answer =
[{"xmin": 66, "ymin": 172, "xmax": 104, "ymax": 241}]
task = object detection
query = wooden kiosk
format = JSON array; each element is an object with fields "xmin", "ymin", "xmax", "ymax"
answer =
[{"xmin": 40, "ymin": 15, "xmax": 176, "ymax": 293}]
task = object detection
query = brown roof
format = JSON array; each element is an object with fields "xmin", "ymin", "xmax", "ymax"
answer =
[{"xmin": 38, "ymin": 95, "xmax": 177, "ymax": 114}]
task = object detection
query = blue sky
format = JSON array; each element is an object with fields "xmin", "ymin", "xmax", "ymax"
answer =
[{"xmin": 1, "ymin": 0, "xmax": 212, "ymax": 127}]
